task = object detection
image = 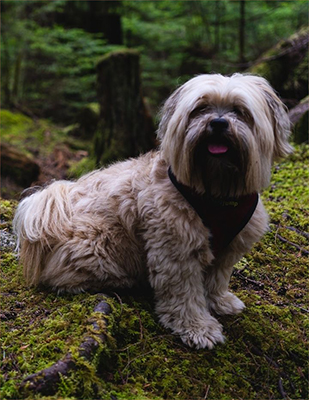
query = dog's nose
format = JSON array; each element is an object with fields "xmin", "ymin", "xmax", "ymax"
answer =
[{"xmin": 210, "ymin": 118, "xmax": 229, "ymax": 131}]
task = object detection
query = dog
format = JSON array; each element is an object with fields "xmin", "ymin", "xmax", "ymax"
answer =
[{"xmin": 13, "ymin": 74, "xmax": 292, "ymax": 349}]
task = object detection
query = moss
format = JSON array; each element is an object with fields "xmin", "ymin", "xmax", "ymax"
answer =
[
  {"xmin": 97, "ymin": 48, "xmax": 139, "ymax": 66},
  {"xmin": 1, "ymin": 110, "xmax": 54, "ymax": 158},
  {"xmin": 0, "ymin": 109, "xmax": 89, "ymax": 159},
  {"xmin": 0, "ymin": 210, "xmax": 110, "ymax": 399},
  {"xmin": 0, "ymin": 199, "xmax": 18, "ymax": 229},
  {"xmin": 67, "ymin": 156, "xmax": 97, "ymax": 179},
  {"xmin": 1, "ymin": 145, "xmax": 308, "ymax": 400}
]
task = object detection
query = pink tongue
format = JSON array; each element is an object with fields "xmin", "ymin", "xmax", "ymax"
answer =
[{"xmin": 208, "ymin": 143, "xmax": 228, "ymax": 154}]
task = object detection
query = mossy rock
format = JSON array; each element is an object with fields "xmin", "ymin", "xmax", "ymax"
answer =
[
  {"xmin": 1, "ymin": 145, "xmax": 308, "ymax": 400},
  {"xmin": 1, "ymin": 109, "xmax": 52, "ymax": 157},
  {"xmin": 0, "ymin": 109, "xmax": 94, "ymax": 198},
  {"xmin": 1, "ymin": 142, "xmax": 40, "ymax": 187},
  {"xmin": 249, "ymin": 27, "xmax": 308, "ymax": 104}
]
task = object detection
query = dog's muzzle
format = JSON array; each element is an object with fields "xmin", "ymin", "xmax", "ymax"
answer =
[
  {"xmin": 194, "ymin": 117, "xmax": 248, "ymax": 174},
  {"xmin": 207, "ymin": 118, "xmax": 230, "ymax": 156}
]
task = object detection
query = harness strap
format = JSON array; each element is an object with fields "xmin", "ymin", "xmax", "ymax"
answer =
[{"xmin": 168, "ymin": 167, "xmax": 259, "ymax": 257}]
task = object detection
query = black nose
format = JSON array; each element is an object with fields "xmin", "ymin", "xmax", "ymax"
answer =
[{"xmin": 210, "ymin": 118, "xmax": 229, "ymax": 131}]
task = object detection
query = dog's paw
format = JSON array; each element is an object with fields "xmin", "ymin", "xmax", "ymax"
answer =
[
  {"xmin": 179, "ymin": 319, "xmax": 225, "ymax": 349},
  {"xmin": 209, "ymin": 292, "xmax": 245, "ymax": 316}
]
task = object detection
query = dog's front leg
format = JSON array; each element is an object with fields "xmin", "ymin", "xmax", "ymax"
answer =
[
  {"xmin": 148, "ymin": 257, "xmax": 225, "ymax": 349},
  {"xmin": 204, "ymin": 252, "xmax": 245, "ymax": 316}
]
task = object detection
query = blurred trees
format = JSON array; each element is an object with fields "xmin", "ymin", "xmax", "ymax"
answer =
[
  {"xmin": 121, "ymin": 1, "xmax": 307, "ymax": 106},
  {"xmin": 1, "ymin": 0, "xmax": 308, "ymax": 123},
  {"xmin": 1, "ymin": 1, "xmax": 115, "ymax": 121}
]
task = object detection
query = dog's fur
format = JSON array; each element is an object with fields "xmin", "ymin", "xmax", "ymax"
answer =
[{"xmin": 13, "ymin": 74, "xmax": 292, "ymax": 349}]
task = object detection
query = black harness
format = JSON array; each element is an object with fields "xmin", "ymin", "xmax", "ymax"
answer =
[{"xmin": 168, "ymin": 168, "xmax": 259, "ymax": 257}]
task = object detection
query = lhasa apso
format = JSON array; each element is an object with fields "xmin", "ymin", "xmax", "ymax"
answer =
[{"xmin": 14, "ymin": 74, "xmax": 292, "ymax": 349}]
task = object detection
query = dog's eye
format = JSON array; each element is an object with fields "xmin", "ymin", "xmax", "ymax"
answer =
[
  {"xmin": 190, "ymin": 105, "xmax": 210, "ymax": 118},
  {"xmin": 233, "ymin": 107, "xmax": 243, "ymax": 116},
  {"xmin": 233, "ymin": 106, "xmax": 254, "ymax": 124}
]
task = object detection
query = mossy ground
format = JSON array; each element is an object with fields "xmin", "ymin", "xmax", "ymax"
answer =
[
  {"xmin": 0, "ymin": 109, "xmax": 93, "ymax": 159},
  {"xmin": 0, "ymin": 109, "xmax": 95, "ymax": 199},
  {"xmin": 1, "ymin": 145, "xmax": 308, "ymax": 400}
]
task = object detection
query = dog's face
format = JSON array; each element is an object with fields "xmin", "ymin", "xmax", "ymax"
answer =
[{"xmin": 158, "ymin": 74, "xmax": 292, "ymax": 197}]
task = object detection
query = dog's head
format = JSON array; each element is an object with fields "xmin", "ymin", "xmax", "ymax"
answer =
[{"xmin": 157, "ymin": 74, "xmax": 292, "ymax": 197}]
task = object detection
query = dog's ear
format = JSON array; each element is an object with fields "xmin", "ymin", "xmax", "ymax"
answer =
[
  {"xmin": 157, "ymin": 86, "xmax": 183, "ymax": 141},
  {"xmin": 258, "ymin": 78, "xmax": 293, "ymax": 160}
]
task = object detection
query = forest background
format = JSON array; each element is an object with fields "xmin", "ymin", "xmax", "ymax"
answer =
[
  {"xmin": 1, "ymin": 0, "xmax": 308, "ymax": 124},
  {"xmin": 1, "ymin": 2, "xmax": 308, "ymax": 400}
]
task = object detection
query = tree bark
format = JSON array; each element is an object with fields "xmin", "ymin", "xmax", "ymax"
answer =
[
  {"xmin": 95, "ymin": 49, "xmax": 155, "ymax": 165},
  {"xmin": 289, "ymin": 96, "xmax": 309, "ymax": 144},
  {"xmin": 239, "ymin": 0, "xmax": 246, "ymax": 64}
]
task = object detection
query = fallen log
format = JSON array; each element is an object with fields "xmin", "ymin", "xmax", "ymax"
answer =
[{"xmin": 19, "ymin": 296, "xmax": 111, "ymax": 397}]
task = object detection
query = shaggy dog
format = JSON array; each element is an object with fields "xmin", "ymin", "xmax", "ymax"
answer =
[{"xmin": 13, "ymin": 74, "xmax": 292, "ymax": 349}]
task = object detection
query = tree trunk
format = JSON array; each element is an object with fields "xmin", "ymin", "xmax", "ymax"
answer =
[
  {"xmin": 289, "ymin": 96, "xmax": 309, "ymax": 144},
  {"xmin": 95, "ymin": 49, "xmax": 155, "ymax": 165},
  {"xmin": 239, "ymin": 0, "xmax": 246, "ymax": 64}
]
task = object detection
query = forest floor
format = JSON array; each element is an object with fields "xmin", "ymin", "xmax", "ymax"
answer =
[{"xmin": 1, "ymin": 111, "xmax": 308, "ymax": 400}]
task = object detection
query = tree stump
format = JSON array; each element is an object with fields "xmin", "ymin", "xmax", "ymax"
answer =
[
  {"xmin": 1, "ymin": 142, "xmax": 40, "ymax": 187},
  {"xmin": 289, "ymin": 96, "xmax": 309, "ymax": 144},
  {"xmin": 95, "ymin": 49, "xmax": 155, "ymax": 165}
]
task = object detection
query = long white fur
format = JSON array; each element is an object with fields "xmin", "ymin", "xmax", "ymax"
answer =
[{"xmin": 13, "ymin": 74, "xmax": 292, "ymax": 349}]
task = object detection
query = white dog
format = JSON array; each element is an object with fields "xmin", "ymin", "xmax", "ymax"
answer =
[{"xmin": 14, "ymin": 74, "xmax": 292, "ymax": 349}]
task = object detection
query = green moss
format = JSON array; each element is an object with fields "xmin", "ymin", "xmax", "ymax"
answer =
[
  {"xmin": 1, "ymin": 145, "xmax": 308, "ymax": 400},
  {"xmin": 0, "ymin": 109, "xmax": 75, "ymax": 158},
  {"xmin": 0, "ymin": 199, "xmax": 18, "ymax": 229},
  {"xmin": 67, "ymin": 156, "xmax": 97, "ymax": 179},
  {"xmin": 97, "ymin": 48, "xmax": 139, "ymax": 66}
]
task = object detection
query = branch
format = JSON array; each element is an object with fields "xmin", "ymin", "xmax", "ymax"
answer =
[
  {"xmin": 276, "ymin": 234, "xmax": 309, "ymax": 256},
  {"xmin": 249, "ymin": 344, "xmax": 295, "ymax": 399},
  {"xmin": 19, "ymin": 296, "xmax": 111, "ymax": 397},
  {"xmin": 233, "ymin": 269, "xmax": 265, "ymax": 289},
  {"xmin": 285, "ymin": 226, "xmax": 309, "ymax": 240}
]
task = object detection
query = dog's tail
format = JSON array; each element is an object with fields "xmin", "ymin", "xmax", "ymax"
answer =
[{"xmin": 13, "ymin": 181, "xmax": 73, "ymax": 285}]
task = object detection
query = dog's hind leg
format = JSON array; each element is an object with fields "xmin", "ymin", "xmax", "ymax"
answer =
[{"xmin": 38, "ymin": 221, "xmax": 143, "ymax": 293}]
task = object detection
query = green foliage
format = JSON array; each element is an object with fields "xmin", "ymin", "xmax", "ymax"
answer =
[
  {"xmin": 1, "ymin": 1, "xmax": 307, "ymax": 121},
  {"xmin": 1, "ymin": 2, "xmax": 121, "ymax": 122},
  {"xmin": 121, "ymin": 1, "xmax": 308, "ymax": 106},
  {"xmin": 0, "ymin": 200, "xmax": 18, "ymax": 229}
]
